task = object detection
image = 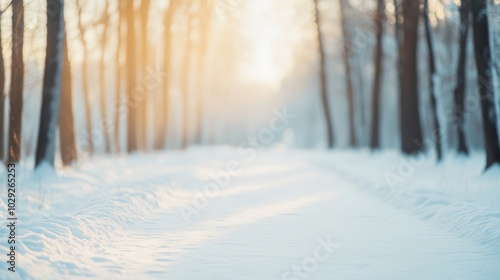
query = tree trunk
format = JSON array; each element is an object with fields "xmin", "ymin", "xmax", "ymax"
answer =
[
  {"xmin": 0, "ymin": 14, "xmax": 6, "ymax": 161},
  {"xmin": 339, "ymin": 0, "xmax": 357, "ymax": 147},
  {"xmin": 114, "ymin": 0, "xmax": 124, "ymax": 154},
  {"xmin": 126, "ymin": 0, "xmax": 139, "ymax": 153},
  {"xmin": 454, "ymin": 0, "xmax": 470, "ymax": 155},
  {"xmin": 139, "ymin": 0, "xmax": 151, "ymax": 151},
  {"xmin": 76, "ymin": 0, "xmax": 94, "ymax": 155},
  {"xmin": 470, "ymin": 0, "xmax": 500, "ymax": 169},
  {"xmin": 423, "ymin": 0, "xmax": 443, "ymax": 161},
  {"xmin": 400, "ymin": 0, "xmax": 423, "ymax": 154},
  {"xmin": 314, "ymin": 0, "xmax": 334, "ymax": 148},
  {"xmin": 59, "ymin": 23, "xmax": 78, "ymax": 166},
  {"xmin": 180, "ymin": 1, "xmax": 194, "ymax": 149},
  {"xmin": 193, "ymin": 0, "xmax": 212, "ymax": 144},
  {"xmin": 35, "ymin": 0, "xmax": 64, "ymax": 167},
  {"xmin": 99, "ymin": 3, "xmax": 111, "ymax": 154},
  {"xmin": 369, "ymin": 0, "xmax": 385, "ymax": 150},
  {"xmin": 6, "ymin": 0, "xmax": 24, "ymax": 164}
]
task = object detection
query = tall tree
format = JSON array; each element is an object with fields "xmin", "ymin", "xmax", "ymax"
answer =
[
  {"xmin": 139, "ymin": 0, "xmax": 151, "ymax": 151},
  {"xmin": 154, "ymin": 0, "xmax": 181, "ymax": 149},
  {"xmin": 76, "ymin": 0, "xmax": 94, "ymax": 155},
  {"xmin": 400, "ymin": 0, "xmax": 423, "ymax": 154},
  {"xmin": 453, "ymin": 0, "xmax": 470, "ymax": 155},
  {"xmin": 369, "ymin": 0, "xmax": 385, "ymax": 149},
  {"xmin": 193, "ymin": 0, "xmax": 212, "ymax": 144},
  {"xmin": 126, "ymin": 0, "xmax": 139, "ymax": 153},
  {"xmin": 98, "ymin": 2, "xmax": 112, "ymax": 153},
  {"xmin": 35, "ymin": 0, "xmax": 65, "ymax": 167},
  {"xmin": 180, "ymin": 0, "xmax": 195, "ymax": 149},
  {"xmin": 6, "ymin": 0, "xmax": 24, "ymax": 164},
  {"xmin": 423, "ymin": 0, "xmax": 443, "ymax": 161},
  {"xmin": 59, "ymin": 23, "xmax": 78, "ymax": 166},
  {"xmin": 314, "ymin": 0, "xmax": 334, "ymax": 148},
  {"xmin": 0, "ymin": 9, "xmax": 6, "ymax": 161},
  {"xmin": 470, "ymin": 0, "xmax": 500, "ymax": 169},
  {"xmin": 114, "ymin": 0, "xmax": 125, "ymax": 153},
  {"xmin": 339, "ymin": 0, "xmax": 357, "ymax": 147}
]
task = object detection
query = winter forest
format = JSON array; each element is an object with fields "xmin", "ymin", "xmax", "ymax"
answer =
[{"xmin": 0, "ymin": 0, "xmax": 500, "ymax": 279}]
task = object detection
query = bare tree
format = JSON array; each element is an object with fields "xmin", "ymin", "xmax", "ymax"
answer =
[
  {"xmin": 98, "ymin": 2, "xmax": 112, "ymax": 153},
  {"xmin": 6, "ymin": 0, "xmax": 24, "ymax": 164},
  {"xmin": 193, "ymin": 0, "xmax": 212, "ymax": 144},
  {"xmin": 470, "ymin": 0, "xmax": 500, "ymax": 169},
  {"xmin": 180, "ymin": 0, "xmax": 195, "ymax": 149},
  {"xmin": 423, "ymin": 0, "xmax": 443, "ymax": 160},
  {"xmin": 369, "ymin": 0, "xmax": 385, "ymax": 150},
  {"xmin": 0, "ymin": 8, "xmax": 6, "ymax": 161},
  {"xmin": 453, "ymin": 0, "xmax": 470, "ymax": 155},
  {"xmin": 139, "ymin": 0, "xmax": 151, "ymax": 151},
  {"xmin": 339, "ymin": 0, "xmax": 357, "ymax": 147},
  {"xmin": 35, "ymin": 0, "xmax": 65, "ymax": 167},
  {"xmin": 59, "ymin": 25, "xmax": 78, "ymax": 166},
  {"xmin": 126, "ymin": 0, "xmax": 139, "ymax": 153},
  {"xmin": 400, "ymin": 0, "xmax": 423, "ymax": 154},
  {"xmin": 76, "ymin": 0, "xmax": 94, "ymax": 155},
  {"xmin": 314, "ymin": 0, "xmax": 334, "ymax": 148},
  {"xmin": 114, "ymin": 0, "xmax": 125, "ymax": 153},
  {"xmin": 155, "ymin": 0, "xmax": 181, "ymax": 150}
]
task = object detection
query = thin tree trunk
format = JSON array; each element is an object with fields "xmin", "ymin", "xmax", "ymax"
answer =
[
  {"xmin": 114, "ymin": 0, "xmax": 124, "ymax": 154},
  {"xmin": 99, "ymin": 3, "xmax": 111, "ymax": 154},
  {"xmin": 59, "ymin": 23, "xmax": 78, "ymax": 166},
  {"xmin": 470, "ymin": 0, "xmax": 500, "ymax": 169},
  {"xmin": 126, "ymin": 0, "xmax": 139, "ymax": 153},
  {"xmin": 314, "ymin": 0, "xmax": 334, "ymax": 148},
  {"xmin": 400, "ymin": 0, "xmax": 423, "ymax": 154},
  {"xmin": 454, "ymin": 0, "xmax": 470, "ymax": 155},
  {"xmin": 35, "ymin": 0, "xmax": 64, "ymax": 167},
  {"xmin": 6, "ymin": 0, "xmax": 24, "ymax": 164},
  {"xmin": 139, "ymin": 0, "xmax": 151, "ymax": 151},
  {"xmin": 76, "ymin": 0, "xmax": 94, "ymax": 155},
  {"xmin": 193, "ymin": 0, "xmax": 212, "ymax": 144},
  {"xmin": 0, "ymin": 13, "xmax": 6, "ymax": 161},
  {"xmin": 370, "ymin": 0, "xmax": 385, "ymax": 150},
  {"xmin": 394, "ymin": 0, "xmax": 405, "ymax": 128},
  {"xmin": 423, "ymin": 0, "xmax": 443, "ymax": 161},
  {"xmin": 339, "ymin": 0, "xmax": 357, "ymax": 147},
  {"xmin": 180, "ymin": 1, "xmax": 194, "ymax": 149}
]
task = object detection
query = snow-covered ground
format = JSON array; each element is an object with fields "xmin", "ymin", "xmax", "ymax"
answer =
[{"xmin": 1, "ymin": 147, "xmax": 499, "ymax": 279}]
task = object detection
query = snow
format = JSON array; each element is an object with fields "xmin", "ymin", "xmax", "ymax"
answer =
[{"xmin": 1, "ymin": 147, "xmax": 499, "ymax": 279}]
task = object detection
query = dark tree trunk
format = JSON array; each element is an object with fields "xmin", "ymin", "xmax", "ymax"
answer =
[
  {"xmin": 99, "ymin": 3, "xmax": 111, "ymax": 154},
  {"xmin": 423, "ymin": 0, "xmax": 443, "ymax": 161},
  {"xmin": 400, "ymin": 0, "xmax": 423, "ymax": 154},
  {"xmin": 59, "ymin": 24, "xmax": 78, "ymax": 166},
  {"xmin": 76, "ymin": 0, "xmax": 94, "ymax": 155},
  {"xmin": 35, "ymin": 0, "xmax": 64, "ymax": 167},
  {"xmin": 114, "ymin": 0, "xmax": 124, "ymax": 154},
  {"xmin": 370, "ymin": 0, "xmax": 385, "ymax": 150},
  {"xmin": 6, "ymin": 0, "xmax": 24, "ymax": 164},
  {"xmin": 470, "ymin": 0, "xmax": 500, "ymax": 169},
  {"xmin": 0, "ymin": 13, "xmax": 6, "ymax": 162},
  {"xmin": 126, "ymin": 0, "xmax": 139, "ymax": 153},
  {"xmin": 339, "ymin": 0, "xmax": 357, "ymax": 147},
  {"xmin": 394, "ymin": 0, "xmax": 405, "ymax": 126},
  {"xmin": 314, "ymin": 0, "xmax": 334, "ymax": 148},
  {"xmin": 454, "ymin": 0, "xmax": 470, "ymax": 155}
]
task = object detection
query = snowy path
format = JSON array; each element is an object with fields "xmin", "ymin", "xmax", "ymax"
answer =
[{"xmin": 1, "ymin": 149, "xmax": 499, "ymax": 279}]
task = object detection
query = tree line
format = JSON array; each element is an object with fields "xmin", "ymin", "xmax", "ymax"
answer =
[{"xmin": 0, "ymin": 0, "xmax": 499, "ymax": 171}]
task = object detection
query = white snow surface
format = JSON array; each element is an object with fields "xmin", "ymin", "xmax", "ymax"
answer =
[{"xmin": 0, "ymin": 147, "xmax": 499, "ymax": 279}]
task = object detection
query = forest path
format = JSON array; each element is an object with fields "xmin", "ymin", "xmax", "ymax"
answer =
[
  {"xmin": 4, "ymin": 149, "xmax": 499, "ymax": 279},
  {"xmin": 86, "ymin": 150, "xmax": 499, "ymax": 280}
]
